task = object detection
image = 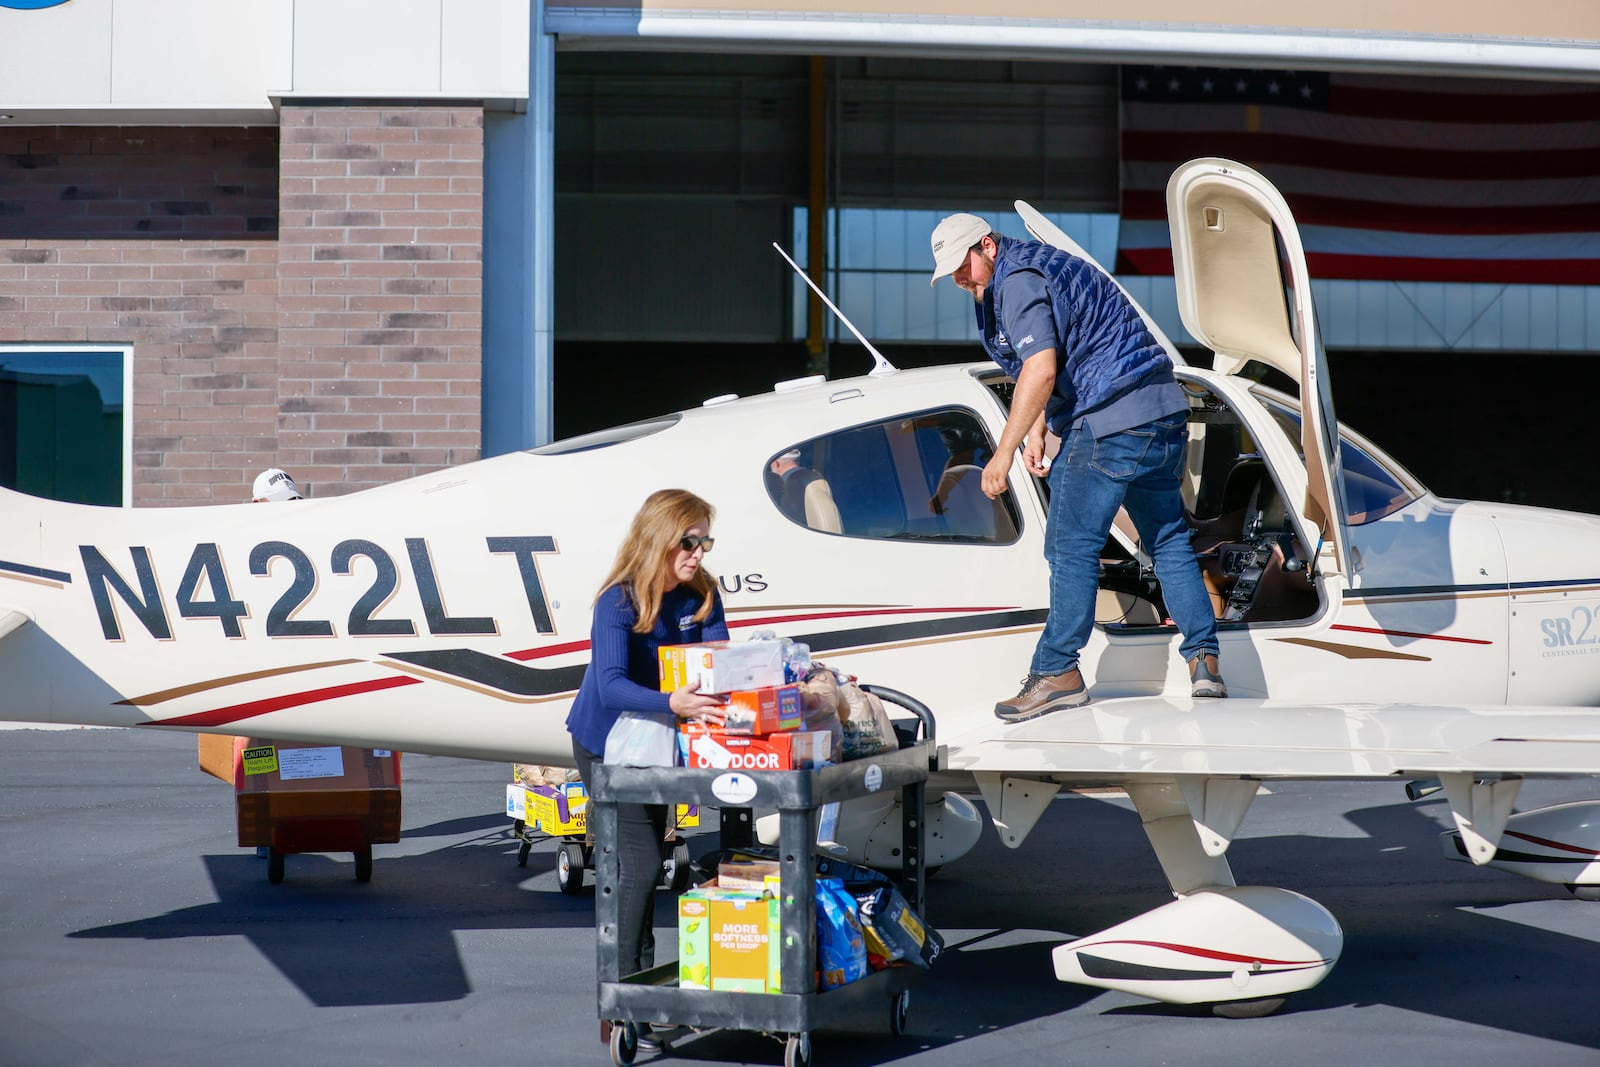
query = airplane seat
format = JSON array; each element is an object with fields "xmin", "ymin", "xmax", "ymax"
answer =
[
  {"xmin": 801, "ymin": 476, "xmax": 843, "ymax": 534},
  {"xmin": 936, "ymin": 465, "xmax": 1015, "ymax": 541},
  {"xmin": 1219, "ymin": 458, "xmax": 1267, "ymax": 519}
]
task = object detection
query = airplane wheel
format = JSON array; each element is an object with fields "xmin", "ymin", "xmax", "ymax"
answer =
[
  {"xmin": 890, "ymin": 989, "xmax": 910, "ymax": 1036},
  {"xmin": 267, "ymin": 848, "xmax": 285, "ymax": 885},
  {"xmin": 1211, "ymin": 996, "xmax": 1286, "ymax": 1019},
  {"xmin": 354, "ymin": 846, "xmax": 373, "ymax": 883},
  {"xmin": 783, "ymin": 1032, "xmax": 812, "ymax": 1067},
  {"xmin": 557, "ymin": 840, "xmax": 587, "ymax": 895},
  {"xmin": 516, "ymin": 840, "xmax": 532, "ymax": 868},
  {"xmin": 1568, "ymin": 884, "xmax": 1600, "ymax": 902},
  {"xmin": 608, "ymin": 1021, "xmax": 637, "ymax": 1067}
]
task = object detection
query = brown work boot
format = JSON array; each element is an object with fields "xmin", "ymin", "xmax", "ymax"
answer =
[
  {"xmin": 1189, "ymin": 654, "xmax": 1227, "ymax": 698},
  {"xmin": 994, "ymin": 669, "xmax": 1088, "ymax": 723}
]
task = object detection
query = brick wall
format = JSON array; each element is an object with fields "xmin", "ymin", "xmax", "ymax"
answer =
[
  {"xmin": 0, "ymin": 106, "xmax": 484, "ymax": 505},
  {"xmin": 0, "ymin": 126, "xmax": 281, "ymax": 504},
  {"xmin": 275, "ymin": 104, "xmax": 483, "ymax": 496}
]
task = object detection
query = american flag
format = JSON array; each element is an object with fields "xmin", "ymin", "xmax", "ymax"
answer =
[{"xmin": 1117, "ymin": 66, "xmax": 1600, "ymax": 284}]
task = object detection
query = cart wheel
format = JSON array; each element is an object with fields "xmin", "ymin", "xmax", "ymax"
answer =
[
  {"xmin": 783, "ymin": 1032, "xmax": 811, "ymax": 1067},
  {"xmin": 557, "ymin": 840, "xmax": 587, "ymax": 895},
  {"xmin": 608, "ymin": 1020, "xmax": 638, "ymax": 1067},
  {"xmin": 354, "ymin": 846, "xmax": 373, "ymax": 883},
  {"xmin": 516, "ymin": 840, "xmax": 532, "ymax": 868},
  {"xmin": 890, "ymin": 988, "xmax": 910, "ymax": 1036},
  {"xmin": 664, "ymin": 841, "xmax": 692, "ymax": 892},
  {"xmin": 267, "ymin": 848, "xmax": 285, "ymax": 885}
]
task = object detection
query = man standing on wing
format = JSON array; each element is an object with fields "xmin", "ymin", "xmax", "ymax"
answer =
[{"xmin": 930, "ymin": 213, "xmax": 1225, "ymax": 722}]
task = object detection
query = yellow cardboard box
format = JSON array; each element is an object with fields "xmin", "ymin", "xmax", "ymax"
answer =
[{"xmin": 678, "ymin": 884, "xmax": 782, "ymax": 993}]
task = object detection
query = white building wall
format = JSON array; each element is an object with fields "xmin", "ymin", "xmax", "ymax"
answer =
[{"xmin": 0, "ymin": 0, "xmax": 529, "ymax": 122}]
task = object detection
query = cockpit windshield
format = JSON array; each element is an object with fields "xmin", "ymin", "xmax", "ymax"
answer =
[{"xmin": 1254, "ymin": 390, "xmax": 1425, "ymax": 525}]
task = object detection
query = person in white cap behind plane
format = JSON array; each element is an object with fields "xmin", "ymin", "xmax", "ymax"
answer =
[
  {"xmin": 252, "ymin": 468, "xmax": 302, "ymax": 502},
  {"xmin": 245, "ymin": 467, "xmax": 304, "ymax": 856},
  {"xmin": 929, "ymin": 212, "xmax": 1224, "ymax": 723}
]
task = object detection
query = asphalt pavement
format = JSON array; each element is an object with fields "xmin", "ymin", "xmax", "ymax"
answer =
[{"xmin": 2, "ymin": 728, "xmax": 1597, "ymax": 1067}]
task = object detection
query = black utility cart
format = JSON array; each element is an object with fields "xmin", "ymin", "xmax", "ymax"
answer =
[{"xmin": 590, "ymin": 686, "xmax": 940, "ymax": 1067}]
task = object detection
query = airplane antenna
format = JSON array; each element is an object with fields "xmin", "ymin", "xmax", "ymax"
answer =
[{"xmin": 772, "ymin": 243, "xmax": 898, "ymax": 377}]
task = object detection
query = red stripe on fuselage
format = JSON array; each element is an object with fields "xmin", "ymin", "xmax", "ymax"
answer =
[
  {"xmin": 1506, "ymin": 829, "xmax": 1600, "ymax": 858},
  {"xmin": 500, "ymin": 607, "xmax": 1018, "ymax": 661},
  {"xmin": 144, "ymin": 676, "xmax": 423, "ymax": 728},
  {"xmin": 1330, "ymin": 624, "xmax": 1493, "ymax": 646}
]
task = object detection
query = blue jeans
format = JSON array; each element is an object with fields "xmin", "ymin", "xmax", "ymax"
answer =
[{"xmin": 1032, "ymin": 413, "xmax": 1219, "ymax": 676}]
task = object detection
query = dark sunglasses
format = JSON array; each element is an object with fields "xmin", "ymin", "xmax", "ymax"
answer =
[{"xmin": 678, "ymin": 535, "xmax": 715, "ymax": 554}]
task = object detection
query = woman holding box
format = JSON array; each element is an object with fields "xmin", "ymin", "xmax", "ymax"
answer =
[{"xmin": 566, "ymin": 489, "xmax": 726, "ymax": 990}]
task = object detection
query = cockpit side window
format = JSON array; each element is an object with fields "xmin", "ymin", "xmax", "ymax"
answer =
[{"xmin": 764, "ymin": 408, "xmax": 1021, "ymax": 544}]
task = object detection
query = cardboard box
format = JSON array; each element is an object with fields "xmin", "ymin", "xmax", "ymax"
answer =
[
  {"xmin": 231, "ymin": 738, "xmax": 402, "ymax": 851},
  {"xmin": 658, "ymin": 640, "xmax": 785, "ymax": 694},
  {"xmin": 720, "ymin": 685, "xmax": 802, "ymax": 735},
  {"xmin": 678, "ymin": 725, "xmax": 831, "ymax": 771},
  {"xmin": 234, "ymin": 739, "xmax": 400, "ymax": 793},
  {"xmin": 717, "ymin": 860, "xmax": 780, "ymax": 892},
  {"xmin": 197, "ymin": 733, "xmax": 242, "ymax": 783},
  {"xmin": 678, "ymin": 885, "xmax": 782, "ymax": 993},
  {"xmin": 526, "ymin": 782, "xmax": 589, "ymax": 836}
]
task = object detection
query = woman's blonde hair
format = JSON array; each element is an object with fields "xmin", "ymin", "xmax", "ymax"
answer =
[{"xmin": 597, "ymin": 489, "xmax": 718, "ymax": 633}]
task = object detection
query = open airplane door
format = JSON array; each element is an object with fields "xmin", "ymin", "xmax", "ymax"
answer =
[
  {"xmin": 1015, "ymin": 199, "xmax": 1187, "ymax": 368},
  {"xmin": 1165, "ymin": 158, "xmax": 1351, "ymax": 582}
]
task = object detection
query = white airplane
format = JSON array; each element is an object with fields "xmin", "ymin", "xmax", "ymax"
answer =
[{"xmin": 3, "ymin": 158, "xmax": 1598, "ymax": 1016}]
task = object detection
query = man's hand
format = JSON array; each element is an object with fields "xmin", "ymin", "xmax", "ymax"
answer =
[
  {"xmin": 1022, "ymin": 432, "xmax": 1049, "ymax": 477},
  {"xmin": 981, "ymin": 452, "xmax": 1010, "ymax": 498}
]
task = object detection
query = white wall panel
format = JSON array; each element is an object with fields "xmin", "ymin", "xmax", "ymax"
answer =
[
  {"xmin": 111, "ymin": 0, "xmax": 280, "ymax": 106},
  {"xmin": 291, "ymin": 0, "xmax": 441, "ymax": 94},
  {"xmin": 442, "ymin": 0, "xmax": 530, "ymax": 98},
  {"xmin": 288, "ymin": 0, "xmax": 529, "ymax": 98},
  {"xmin": 0, "ymin": 0, "xmax": 113, "ymax": 107}
]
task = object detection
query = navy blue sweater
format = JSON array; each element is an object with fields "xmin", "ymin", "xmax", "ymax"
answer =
[{"xmin": 564, "ymin": 582, "xmax": 728, "ymax": 757}]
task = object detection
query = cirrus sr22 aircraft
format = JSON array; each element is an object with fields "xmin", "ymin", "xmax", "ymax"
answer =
[{"xmin": 2, "ymin": 158, "xmax": 1599, "ymax": 1016}]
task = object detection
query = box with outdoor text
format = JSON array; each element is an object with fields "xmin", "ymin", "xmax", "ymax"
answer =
[
  {"xmin": 658, "ymin": 640, "xmax": 785, "ymax": 695},
  {"xmin": 678, "ymin": 884, "xmax": 782, "ymax": 993},
  {"xmin": 677, "ymin": 723, "xmax": 831, "ymax": 771}
]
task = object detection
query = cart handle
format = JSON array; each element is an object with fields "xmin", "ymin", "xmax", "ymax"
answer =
[{"xmin": 859, "ymin": 684, "xmax": 936, "ymax": 744}]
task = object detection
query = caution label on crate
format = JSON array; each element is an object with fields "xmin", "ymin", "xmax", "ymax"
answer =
[{"xmin": 242, "ymin": 745, "xmax": 279, "ymax": 776}]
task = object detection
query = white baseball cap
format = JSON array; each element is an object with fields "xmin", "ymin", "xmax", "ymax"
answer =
[
  {"xmin": 252, "ymin": 468, "xmax": 302, "ymax": 502},
  {"xmin": 929, "ymin": 213, "xmax": 992, "ymax": 286}
]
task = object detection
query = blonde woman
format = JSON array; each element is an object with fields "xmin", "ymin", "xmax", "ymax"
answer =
[{"xmin": 565, "ymin": 489, "xmax": 725, "ymax": 990}]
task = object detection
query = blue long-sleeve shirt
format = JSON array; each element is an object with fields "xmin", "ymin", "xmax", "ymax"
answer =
[{"xmin": 564, "ymin": 582, "xmax": 728, "ymax": 757}]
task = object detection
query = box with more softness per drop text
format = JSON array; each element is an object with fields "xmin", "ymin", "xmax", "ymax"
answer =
[
  {"xmin": 678, "ymin": 883, "xmax": 782, "ymax": 993},
  {"xmin": 658, "ymin": 640, "xmax": 785, "ymax": 695}
]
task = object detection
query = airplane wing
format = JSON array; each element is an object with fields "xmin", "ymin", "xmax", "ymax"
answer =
[
  {"xmin": 945, "ymin": 696, "xmax": 1600, "ymax": 780},
  {"xmin": 948, "ymin": 695, "xmax": 1600, "ymax": 886}
]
